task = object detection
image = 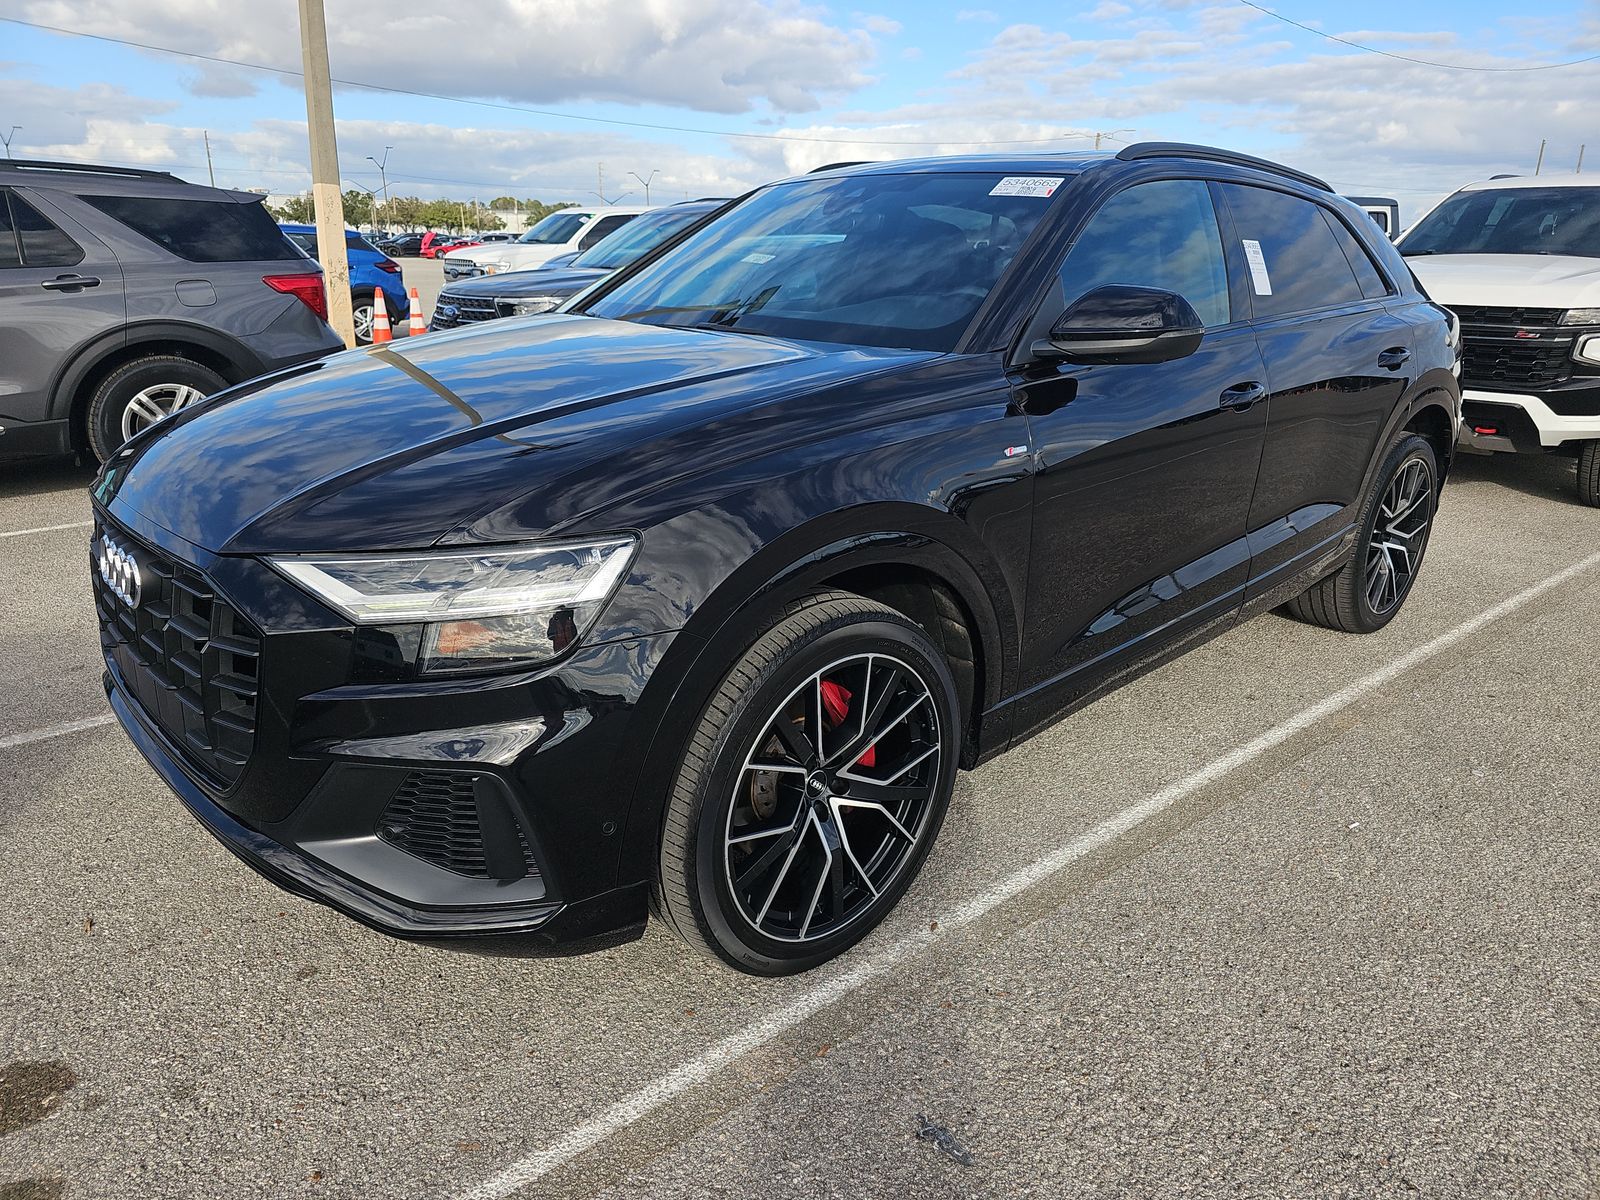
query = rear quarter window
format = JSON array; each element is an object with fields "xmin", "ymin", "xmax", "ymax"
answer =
[
  {"xmin": 5, "ymin": 192, "xmax": 84, "ymax": 267},
  {"xmin": 83, "ymin": 194, "xmax": 300, "ymax": 262},
  {"xmin": 1218, "ymin": 184, "xmax": 1367, "ymax": 318}
]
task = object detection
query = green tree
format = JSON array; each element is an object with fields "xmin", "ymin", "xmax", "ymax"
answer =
[
  {"xmin": 489, "ymin": 195, "xmax": 518, "ymax": 211},
  {"xmin": 269, "ymin": 193, "xmax": 314, "ymax": 223},
  {"xmin": 340, "ymin": 189, "xmax": 374, "ymax": 227}
]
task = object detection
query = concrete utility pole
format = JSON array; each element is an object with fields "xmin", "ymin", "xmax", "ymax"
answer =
[
  {"xmin": 1093, "ymin": 128, "xmax": 1133, "ymax": 151},
  {"xmin": 1535, "ymin": 139, "xmax": 1546, "ymax": 176},
  {"xmin": 203, "ymin": 131, "xmax": 216, "ymax": 187},
  {"xmin": 1578, "ymin": 145, "xmax": 1587, "ymax": 175},
  {"xmin": 297, "ymin": 0, "xmax": 355, "ymax": 348}
]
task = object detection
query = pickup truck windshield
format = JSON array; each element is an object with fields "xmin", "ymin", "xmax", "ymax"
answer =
[
  {"xmin": 517, "ymin": 212, "xmax": 589, "ymax": 245},
  {"xmin": 583, "ymin": 173, "xmax": 1063, "ymax": 351},
  {"xmin": 1402, "ymin": 186, "xmax": 1600, "ymax": 259}
]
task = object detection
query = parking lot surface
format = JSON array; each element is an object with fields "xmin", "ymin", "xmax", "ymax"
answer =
[{"xmin": 2, "ymin": 449, "xmax": 1596, "ymax": 1199}]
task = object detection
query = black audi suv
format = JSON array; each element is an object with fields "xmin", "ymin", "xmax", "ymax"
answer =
[{"xmin": 91, "ymin": 145, "xmax": 1460, "ymax": 974}]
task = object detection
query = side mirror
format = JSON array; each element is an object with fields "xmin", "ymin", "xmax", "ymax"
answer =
[{"xmin": 1032, "ymin": 284, "xmax": 1205, "ymax": 366}]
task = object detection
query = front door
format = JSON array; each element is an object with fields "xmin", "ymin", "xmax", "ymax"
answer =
[{"xmin": 1010, "ymin": 178, "xmax": 1268, "ymax": 738}]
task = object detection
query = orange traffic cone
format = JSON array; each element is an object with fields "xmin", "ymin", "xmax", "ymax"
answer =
[
  {"xmin": 371, "ymin": 289, "xmax": 392, "ymax": 344},
  {"xmin": 408, "ymin": 287, "xmax": 426, "ymax": 337}
]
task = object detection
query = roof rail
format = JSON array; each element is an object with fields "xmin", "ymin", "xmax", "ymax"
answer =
[
  {"xmin": 1114, "ymin": 142, "xmax": 1330, "ymax": 192},
  {"xmin": 1489, "ymin": 173, "xmax": 1520, "ymax": 180},
  {"xmin": 809, "ymin": 161, "xmax": 873, "ymax": 173},
  {"xmin": 0, "ymin": 158, "xmax": 179, "ymax": 181}
]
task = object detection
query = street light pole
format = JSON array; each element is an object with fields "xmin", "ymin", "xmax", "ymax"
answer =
[
  {"xmin": 296, "ymin": 0, "xmax": 355, "ymax": 348},
  {"xmin": 1, "ymin": 126, "xmax": 20, "ymax": 159},
  {"xmin": 1092, "ymin": 128, "xmax": 1134, "ymax": 151},
  {"xmin": 629, "ymin": 169, "xmax": 659, "ymax": 205},
  {"xmin": 366, "ymin": 145, "xmax": 393, "ymax": 229}
]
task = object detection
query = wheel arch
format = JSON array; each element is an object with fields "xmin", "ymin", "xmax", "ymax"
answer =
[
  {"xmin": 49, "ymin": 320, "xmax": 265, "ymax": 451},
  {"xmin": 611, "ymin": 501, "xmax": 1020, "ymax": 891}
]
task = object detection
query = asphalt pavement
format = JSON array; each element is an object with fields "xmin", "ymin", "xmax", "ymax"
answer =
[{"xmin": 1, "ymin": 446, "xmax": 1596, "ymax": 1200}]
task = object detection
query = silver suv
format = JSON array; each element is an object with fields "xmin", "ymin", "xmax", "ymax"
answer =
[{"xmin": 0, "ymin": 159, "xmax": 343, "ymax": 462}]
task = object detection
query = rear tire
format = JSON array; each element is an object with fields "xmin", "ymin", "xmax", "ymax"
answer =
[
  {"xmin": 351, "ymin": 290, "xmax": 377, "ymax": 345},
  {"xmin": 86, "ymin": 355, "xmax": 226, "ymax": 463},
  {"xmin": 1578, "ymin": 441, "xmax": 1600, "ymax": 508},
  {"xmin": 1286, "ymin": 433, "xmax": 1438, "ymax": 634},
  {"xmin": 654, "ymin": 590, "xmax": 961, "ymax": 975}
]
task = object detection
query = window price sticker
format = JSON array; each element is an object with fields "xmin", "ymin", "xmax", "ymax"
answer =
[
  {"xmin": 1242, "ymin": 239, "xmax": 1273, "ymax": 295},
  {"xmin": 989, "ymin": 176, "xmax": 1065, "ymax": 198}
]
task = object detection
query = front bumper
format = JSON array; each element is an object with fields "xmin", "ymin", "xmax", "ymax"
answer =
[
  {"xmin": 94, "ymin": 509, "xmax": 674, "ymax": 947},
  {"xmin": 1459, "ymin": 385, "xmax": 1600, "ymax": 452}
]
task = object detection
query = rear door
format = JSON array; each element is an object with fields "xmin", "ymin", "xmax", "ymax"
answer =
[
  {"xmin": 1213, "ymin": 183, "xmax": 1410, "ymax": 591},
  {"xmin": 1011, "ymin": 177, "xmax": 1269, "ymax": 731},
  {"xmin": 0, "ymin": 187, "xmax": 127, "ymax": 429}
]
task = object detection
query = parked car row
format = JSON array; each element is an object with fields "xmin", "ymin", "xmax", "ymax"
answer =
[
  {"xmin": 440, "ymin": 205, "xmax": 655, "ymax": 279},
  {"xmin": 278, "ymin": 222, "xmax": 407, "ymax": 345},
  {"xmin": 88, "ymin": 143, "xmax": 1469, "ymax": 976}
]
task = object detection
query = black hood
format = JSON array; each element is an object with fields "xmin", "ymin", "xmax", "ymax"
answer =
[{"xmin": 439, "ymin": 266, "xmax": 609, "ymax": 301}]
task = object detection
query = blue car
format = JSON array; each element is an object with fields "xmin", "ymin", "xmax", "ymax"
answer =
[{"xmin": 279, "ymin": 224, "xmax": 407, "ymax": 344}]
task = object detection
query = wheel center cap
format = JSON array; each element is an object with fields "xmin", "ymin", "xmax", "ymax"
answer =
[{"xmin": 805, "ymin": 771, "xmax": 828, "ymax": 798}]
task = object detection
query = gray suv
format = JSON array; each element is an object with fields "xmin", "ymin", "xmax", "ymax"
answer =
[{"xmin": 0, "ymin": 159, "xmax": 343, "ymax": 462}]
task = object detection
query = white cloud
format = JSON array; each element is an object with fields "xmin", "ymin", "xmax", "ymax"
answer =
[
  {"xmin": 853, "ymin": 12, "xmax": 903, "ymax": 35},
  {"xmin": 8, "ymin": 0, "xmax": 876, "ymax": 115}
]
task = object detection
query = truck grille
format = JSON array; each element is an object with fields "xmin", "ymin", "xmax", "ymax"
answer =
[
  {"xmin": 1449, "ymin": 305, "xmax": 1577, "ymax": 390},
  {"xmin": 430, "ymin": 291, "xmax": 499, "ymax": 329},
  {"xmin": 377, "ymin": 770, "xmax": 541, "ymax": 880},
  {"xmin": 93, "ymin": 521, "xmax": 260, "ymax": 787}
]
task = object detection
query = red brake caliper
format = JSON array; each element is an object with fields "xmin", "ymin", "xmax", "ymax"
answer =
[{"xmin": 819, "ymin": 680, "xmax": 875, "ymax": 768}]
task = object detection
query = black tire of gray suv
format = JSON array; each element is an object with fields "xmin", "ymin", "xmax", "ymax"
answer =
[
  {"xmin": 1579, "ymin": 441, "xmax": 1600, "ymax": 508},
  {"xmin": 655, "ymin": 591, "xmax": 961, "ymax": 975},
  {"xmin": 1286, "ymin": 433, "xmax": 1438, "ymax": 634},
  {"xmin": 87, "ymin": 355, "xmax": 226, "ymax": 462}
]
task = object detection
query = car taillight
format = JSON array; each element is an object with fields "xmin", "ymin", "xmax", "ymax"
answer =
[
  {"xmin": 263, "ymin": 272, "xmax": 328, "ymax": 321},
  {"xmin": 375, "ymin": 259, "xmax": 400, "ymax": 274}
]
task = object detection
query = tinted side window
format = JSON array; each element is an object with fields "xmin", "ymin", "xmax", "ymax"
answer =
[
  {"xmin": 1322, "ymin": 210, "xmax": 1391, "ymax": 300},
  {"xmin": 82, "ymin": 195, "xmax": 300, "ymax": 262},
  {"xmin": 1058, "ymin": 179, "xmax": 1231, "ymax": 327},
  {"xmin": 348, "ymin": 234, "xmax": 380, "ymax": 254},
  {"xmin": 286, "ymin": 231, "xmax": 317, "ymax": 256},
  {"xmin": 1219, "ymin": 184, "xmax": 1364, "ymax": 317},
  {"xmin": 10, "ymin": 193, "xmax": 84, "ymax": 267},
  {"xmin": 0, "ymin": 192, "xmax": 20, "ymax": 268},
  {"xmin": 579, "ymin": 214, "xmax": 633, "ymax": 250}
]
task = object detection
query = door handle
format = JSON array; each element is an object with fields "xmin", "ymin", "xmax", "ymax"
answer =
[
  {"xmin": 1219, "ymin": 380, "xmax": 1267, "ymax": 412},
  {"xmin": 40, "ymin": 274, "xmax": 101, "ymax": 292},
  {"xmin": 1378, "ymin": 346, "xmax": 1411, "ymax": 370}
]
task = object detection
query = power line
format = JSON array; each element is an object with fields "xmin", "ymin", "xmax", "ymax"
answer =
[
  {"xmin": 1, "ymin": 15, "xmax": 1095, "ymax": 147},
  {"xmin": 1236, "ymin": 0, "xmax": 1600, "ymax": 72}
]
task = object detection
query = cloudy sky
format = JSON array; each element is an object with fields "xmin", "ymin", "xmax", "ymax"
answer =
[{"xmin": 1, "ymin": 0, "xmax": 1597, "ymax": 218}]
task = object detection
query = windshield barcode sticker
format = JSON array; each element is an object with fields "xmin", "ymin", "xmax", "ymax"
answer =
[
  {"xmin": 742, "ymin": 252, "xmax": 775, "ymax": 264},
  {"xmin": 1242, "ymin": 239, "xmax": 1273, "ymax": 295},
  {"xmin": 989, "ymin": 176, "xmax": 1064, "ymax": 198}
]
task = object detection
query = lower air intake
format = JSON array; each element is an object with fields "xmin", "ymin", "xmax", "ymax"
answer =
[{"xmin": 377, "ymin": 771, "xmax": 540, "ymax": 881}]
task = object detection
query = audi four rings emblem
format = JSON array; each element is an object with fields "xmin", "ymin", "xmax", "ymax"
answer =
[{"xmin": 97, "ymin": 534, "xmax": 143, "ymax": 609}]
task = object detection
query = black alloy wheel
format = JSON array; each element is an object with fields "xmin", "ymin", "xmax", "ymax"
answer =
[
  {"xmin": 656, "ymin": 591, "xmax": 961, "ymax": 975},
  {"xmin": 1286, "ymin": 432, "xmax": 1438, "ymax": 634}
]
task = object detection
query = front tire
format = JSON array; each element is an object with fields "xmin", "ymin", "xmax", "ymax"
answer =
[
  {"xmin": 1286, "ymin": 433, "xmax": 1438, "ymax": 634},
  {"xmin": 655, "ymin": 591, "xmax": 961, "ymax": 975},
  {"xmin": 86, "ymin": 355, "xmax": 226, "ymax": 463},
  {"xmin": 1578, "ymin": 441, "xmax": 1600, "ymax": 507}
]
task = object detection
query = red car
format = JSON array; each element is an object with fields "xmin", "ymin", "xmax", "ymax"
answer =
[{"xmin": 420, "ymin": 232, "xmax": 475, "ymax": 259}]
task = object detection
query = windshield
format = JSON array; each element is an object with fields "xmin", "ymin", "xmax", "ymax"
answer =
[
  {"xmin": 1402, "ymin": 187, "xmax": 1600, "ymax": 259},
  {"xmin": 582, "ymin": 173, "xmax": 1062, "ymax": 351},
  {"xmin": 572, "ymin": 207, "xmax": 710, "ymax": 270},
  {"xmin": 517, "ymin": 212, "xmax": 590, "ymax": 245}
]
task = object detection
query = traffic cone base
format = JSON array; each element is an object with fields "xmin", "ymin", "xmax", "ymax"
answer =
[
  {"xmin": 408, "ymin": 287, "xmax": 426, "ymax": 337},
  {"xmin": 371, "ymin": 289, "xmax": 392, "ymax": 344}
]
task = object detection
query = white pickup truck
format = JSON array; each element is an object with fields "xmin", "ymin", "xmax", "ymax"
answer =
[
  {"xmin": 1398, "ymin": 176, "xmax": 1600, "ymax": 506},
  {"xmin": 440, "ymin": 205, "xmax": 653, "ymax": 281}
]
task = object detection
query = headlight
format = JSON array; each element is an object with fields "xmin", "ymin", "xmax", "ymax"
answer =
[
  {"xmin": 270, "ymin": 537, "xmax": 636, "ymax": 673},
  {"xmin": 482, "ymin": 260, "xmax": 508, "ymax": 275},
  {"xmin": 1561, "ymin": 308, "xmax": 1600, "ymax": 326},
  {"xmin": 499, "ymin": 296, "xmax": 561, "ymax": 317}
]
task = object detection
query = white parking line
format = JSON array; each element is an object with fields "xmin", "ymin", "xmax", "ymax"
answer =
[
  {"xmin": 0, "ymin": 712, "xmax": 115, "ymax": 750},
  {"xmin": 0, "ymin": 520, "xmax": 93, "ymax": 539},
  {"xmin": 460, "ymin": 547, "xmax": 1600, "ymax": 1200}
]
